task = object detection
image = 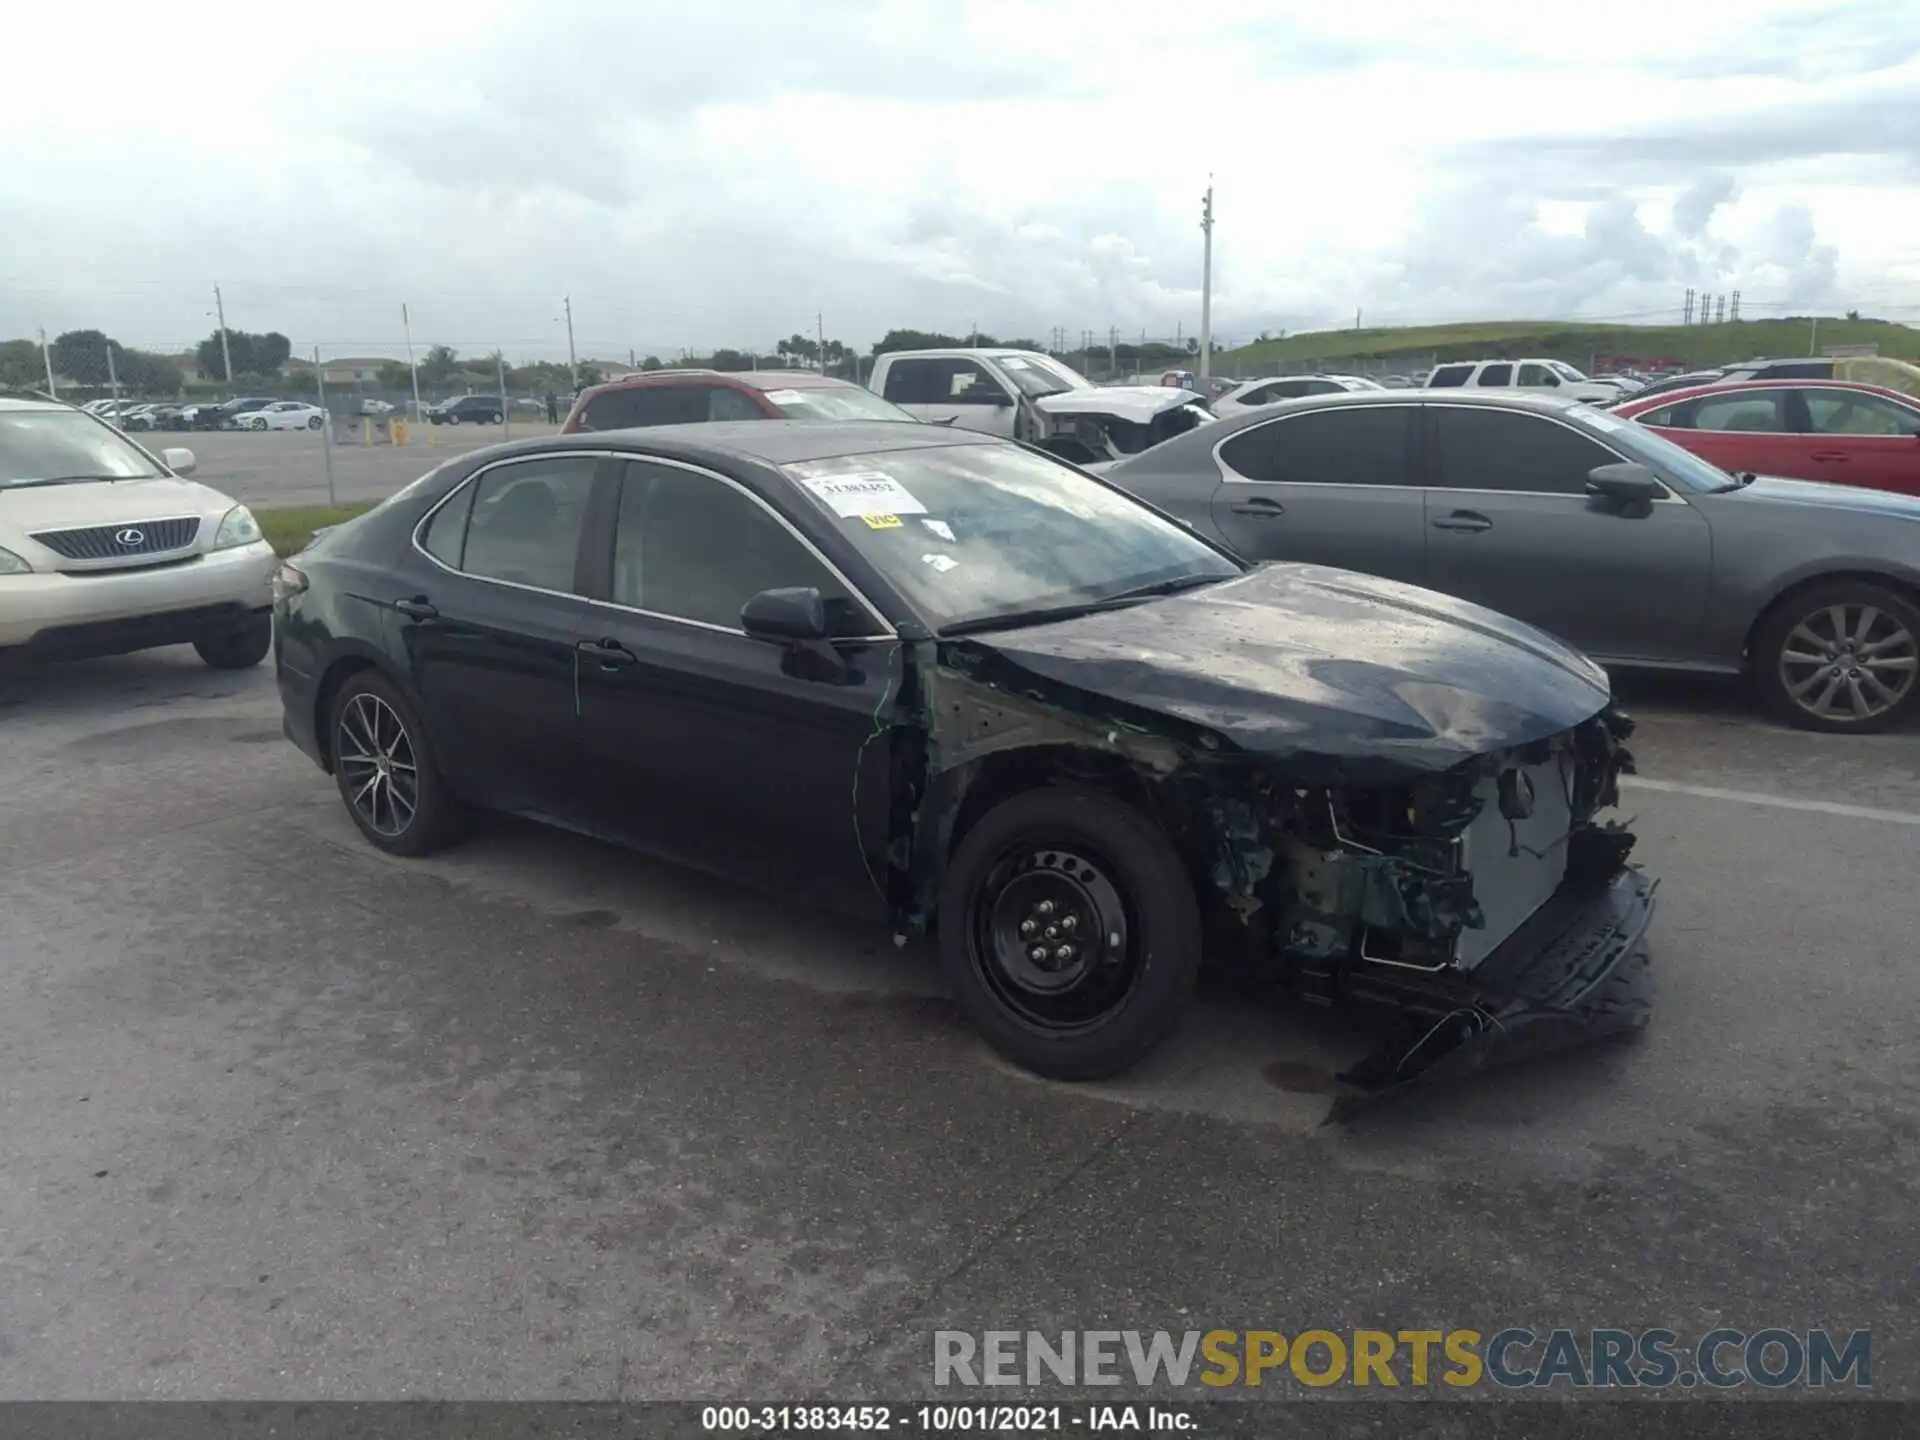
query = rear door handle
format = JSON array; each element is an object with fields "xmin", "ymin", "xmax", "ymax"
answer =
[
  {"xmin": 1228, "ymin": 497, "xmax": 1286, "ymax": 518},
  {"xmin": 1432, "ymin": 510, "xmax": 1493, "ymax": 533},
  {"xmin": 393, "ymin": 597, "xmax": 438, "ymax": 621},
  {"xmin": 576, "ymin": 637, "xmax": 637, "ymax": 671}
]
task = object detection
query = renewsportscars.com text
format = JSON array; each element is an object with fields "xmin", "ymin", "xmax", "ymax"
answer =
[{"xmin": 933, "ymin": 1327, "xmax": 1871, "ymax": 1390}]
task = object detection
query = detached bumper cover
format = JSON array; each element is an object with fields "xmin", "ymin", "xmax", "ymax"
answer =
[{"xmin": 1329, "ymin": 866, "xmax": 1656, "ymax": 1121}]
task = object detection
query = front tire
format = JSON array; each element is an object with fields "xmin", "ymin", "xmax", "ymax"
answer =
[
  {"xmin": 307, "ymin": 415, "xmax": 322, "ymax": 429},
  {"xmin": 1756, "ymin": 580, "xmax": 1920, "ymax": 733},
  {"xmin": 936, "ymin": 787, "xmax": 1201, "ymax": 1080},
  {"xmin": 193, "ymin": 612, "xmax": 272, "ymax": 670},
  {"xmin": 327, "ymin": 671, "xmax": 463, "ymax": 855},
  {"xmin": 488, "ymin": 411, "xmax": 503, "ymax": 424}
]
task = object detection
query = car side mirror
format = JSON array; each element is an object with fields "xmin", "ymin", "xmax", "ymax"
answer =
[
  {"xmin": 741, "ymin": 586, "xmax": 829, "ymax": 642},
  {"xmin": 1585, "ymin": 462, "xmax": 1662, "ymax": 504},
  {"xmin": 961, "ymin": 388, "xmax": 1013, "ymax": 407},
  {"xmin": 161, "ymin": 447, "xmax": 197, "ymax": 475}
]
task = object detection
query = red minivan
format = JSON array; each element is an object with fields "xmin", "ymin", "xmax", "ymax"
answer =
[{"xmin": 1614, "ymin": 379, "xmax": 1920, "ymax": 497}]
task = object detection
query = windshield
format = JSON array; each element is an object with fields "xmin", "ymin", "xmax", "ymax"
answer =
[
  {"xmin": 997, "ymin": 354, "xmax": 1095, "ymax": 399},
  {"xmin": 0, "ymin": 408, "xmax": 165, "ymax": 487},
  {"xmin": 785, "ymin": 442, "xmax": 1241, "ymax": 630},
  {"xmin": 1549, "ymin": 361, "xmax": 1588, "ymax": 381},
  {"xmin": 764, "ymin": 386, "xmax": 915, "ymax": 422},
  {"xmin": 1566, "ymin": 404, "xmax": 1732, "ymax": 493}
]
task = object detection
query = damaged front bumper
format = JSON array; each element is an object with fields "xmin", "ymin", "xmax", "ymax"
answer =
[{"xmin": 1327, "ymin": 864, "xmax": 1656, "ymax": 1122}]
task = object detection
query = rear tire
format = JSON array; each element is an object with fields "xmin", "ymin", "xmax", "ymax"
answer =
[
  {"xmin": 306, "ymin": 415, "xmax": 322, "ymax": 429},
  {"xmin": 489, "ymin": 411, "xmax": 503, "ymax": 424},
  {"xmin": 936, "ymin": 786, "xmax": 1201, "ymax": 1080},
  {"xmin": 327, "ymin": 670, "xmax": 463, "ymax": 856},
  {"xmin": 193, "ymin": 612, "xmax": 272, "ymax": 670},
  {"xmin": 1755, "ymin": 579, "xmax": 1920, "ymax": 733}
]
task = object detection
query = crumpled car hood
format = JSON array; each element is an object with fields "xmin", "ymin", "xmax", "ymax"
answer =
[
  {"xmin": 1033, "ymin": 386, "xmax": 1213, "ymax": 424},
  {"xmin": 960, "ymin": 563, "xmax": 1613, "ymax": 781}
]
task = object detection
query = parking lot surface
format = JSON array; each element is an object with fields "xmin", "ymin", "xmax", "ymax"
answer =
[
  {"xmin": 3, "ymin": 652, "xmax": 1916, "ymax": 1399},
  {"xmin": 159, "ymin": 425, "xmax": 564, "ymax": 508}
]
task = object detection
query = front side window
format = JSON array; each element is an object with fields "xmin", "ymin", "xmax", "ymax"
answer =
[
  {"xmin": 705, "ymin": 387, "xmax": 766, "ymax": 422},
  {"xmin": 1799, "ymin": 389, "xmax": 1920, "ymax": 437},
  {"xmin": 785, "ymin": 442, "xmax": 1239, "ymax": 632},
  {"xmin": 1432, "ymin": 407, "xmax": 1621, "ymax": 495},
  {"xmin": 944, "ymin": 362, "xmax": 1006, "ymax": 403},
  {"xmin": 1687, "ymin": 392, "xmax": 1786, "ymax": 433},
  {"xmin": 0, "ymin": 407, "xmax": 164, "ymax": 488},
  {"xmin": 454, "ymin": 456, "xmax": 598, "ymax": 591},
  {"xmin": 1220, "ymin": 407, "xmax": 1414, "ymax": 487},
  {"xmin": 611, "ymin": 463, "xmax": 873, "ymax": 635}
]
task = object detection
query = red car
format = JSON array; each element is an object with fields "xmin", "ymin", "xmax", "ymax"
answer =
[
  {"xmin": 1613, "ymin": 379, "xmax": 1920, "ymax": 497},
  {"xmin": 561, "ymin": 369, "xmax": 911, "ymax": 433}
]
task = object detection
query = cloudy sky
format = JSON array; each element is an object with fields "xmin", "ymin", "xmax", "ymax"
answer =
[{"xmin": 3, "ymin": 0, "xmax": 1916, "ymax": 363}]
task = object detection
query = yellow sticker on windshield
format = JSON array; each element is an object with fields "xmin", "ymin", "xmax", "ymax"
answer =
[{"xmin": 863, "ymin": 513, "xmax": 903, "ymax": 529}]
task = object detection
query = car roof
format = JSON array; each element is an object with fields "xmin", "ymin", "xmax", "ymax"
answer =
[
  {"xmin": 528, "ymin": 418, "xmax": 997, "ymax": 469},
  {"xmin": 1616, "ymin": 378, "xmax": 1917, "ymax": 412},
  {"xmin": 0, "ymin": 395, "xmax": 68, "ymax": 412},
  {"xmin": 582, "ymin": 368, "xmax": 863, "ymax": 395}
]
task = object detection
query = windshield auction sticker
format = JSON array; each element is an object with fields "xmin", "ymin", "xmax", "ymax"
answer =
[{"xmin": 801, "ymin": 471, "xmax": 928, "ymax": 518}]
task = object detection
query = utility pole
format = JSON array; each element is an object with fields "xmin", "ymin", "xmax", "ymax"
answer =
[
  {"xmin": 1715, "ymin": 295, "xmax": 1726, "ymax": 325},
  {"xmin": 1108, "ymin": 325, "xmax": 1117, "ymax": 377},
  {"xmin": 213, "ymin": 284, "xmax": 235, "ymax": 385},
  {"xmin": 497, "ymin": 351, "xmax": 511, "ymax": 439},
  {"xmin": 402, "ymin": 303, "xmax": 424, "ymax": 423},
  {"xmin": 1683, "ymin": 287, "xmax": 1694, "ymax": 325},
  {"xmin": 1730, "ymin": 290, "xmax": 1741, "ymax": 322},
  {"xmin": 105, "ymin": 340, "xmax": 120, "ymax": 400},
  {"xmin": 1809, "ymin": 316, "xmax": 1820, "ymax": 356},
  {"xmin": 818, "ymin": 312, "xmax": 827, "ymax": 371},
  {"xmin": 314, "ymin": 346, "xmax": 336, "ymax": 507},
  {"xmin": 1354, "ymin": 307, "xmax": 1362, "ymax": 331},
  {"xmin": 38, "ymin": 327, "xmax": 57, "ymax": 397},
  {"xmin": 563, "ymin": 296, "xmax": 578, "ymax": 390},
  {"xmin": 1198, "ymin": 179, "xmax": 1215, "ymax": 381}
]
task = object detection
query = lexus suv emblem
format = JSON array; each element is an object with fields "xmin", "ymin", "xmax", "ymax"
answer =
[{"xmin": 114, "ymin": 528, "xmax": 145, "ymax": 547}]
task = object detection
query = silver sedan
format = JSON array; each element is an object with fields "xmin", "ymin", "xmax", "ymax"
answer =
[{"xmin": 1102, "ymin": 390, "xmax": 1920, "ymax": 732}]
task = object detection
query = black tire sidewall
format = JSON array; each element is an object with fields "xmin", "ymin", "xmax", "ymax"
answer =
[
  {"xmin": 327, "ymin": 671, "xmax": 458, "ymax": 855},
  {"xmin": 936, "ymin": 786, "xmax": 1201, "ymax": 1080},
  {"xmin": 1757, "ymin": 581, "xmax": 1920, "ymax": 733},
  {"xmin": 194, "ymin": 613, "xmax": 272, "ymax": 669}
]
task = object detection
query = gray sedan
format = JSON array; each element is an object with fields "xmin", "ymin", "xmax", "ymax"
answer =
[{"xmin": 1103, "ymin": 390, "xmax": 1920, "ymax": 732}]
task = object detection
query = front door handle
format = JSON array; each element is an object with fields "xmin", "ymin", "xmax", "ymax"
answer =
[
  {"xmin": 1229, "ymin": 497, "xmax": 1286, "ymax": 518},
  {"xmin": 1810, "ymin": 450, "xmax": 1849, "ymax": 462},
  {"xmin": 576, "ymin": 637, "xmax": 637, "ymax": 671},
  {"xmin": 393, "ymin": 597, "xmax": 438, "ymax": 621},
  {"xmin": 1432, "ymin": 510, "xmax": 1493, "ymax": 533}
]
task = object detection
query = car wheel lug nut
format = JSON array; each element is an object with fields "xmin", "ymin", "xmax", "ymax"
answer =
[
  {"xmin": 1055, "ymin": 945, "xmax": 1075, "ymax": 962},
  {"xmin": 1028, "ymin": 946, "xmax": 1048, "ymax": 963},
  {"xmin": 1061, "ymin": 915, "xmax": 1078, "ymax": 932},
  {"xmin": 1037, "ymin": 900, "xmax": 1055, "ymax": 916}
]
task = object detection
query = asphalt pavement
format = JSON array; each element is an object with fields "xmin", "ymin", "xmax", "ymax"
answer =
[{"xmin": 2, "ymin": 651, "xmax": 1917, "ymax": 1402}]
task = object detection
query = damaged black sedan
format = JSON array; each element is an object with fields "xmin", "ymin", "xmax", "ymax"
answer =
[{"xmin": 274, "ymin": 421, "xmax": 1654, "ymax": 1100}]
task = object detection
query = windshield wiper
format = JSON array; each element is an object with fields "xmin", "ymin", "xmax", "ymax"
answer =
[
  {"xmin": 3, "ymin": 474, "xmax": 150, "ymax": 489},
  {"xmin": 941, "ymin": 575, "xmax": 1228, "ymax": 637}
]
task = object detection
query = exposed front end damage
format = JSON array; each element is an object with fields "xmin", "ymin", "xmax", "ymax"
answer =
[
  {"xmin": 1020, "ymin": 388, "xmax": 1220, "ymax": 465},
  {"xmin": 890, "ymin": 586, "xmax": 1654, "ymax": 1117}
]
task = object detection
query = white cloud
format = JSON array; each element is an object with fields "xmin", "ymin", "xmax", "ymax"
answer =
[{"xmin": 2, "ymin": 0, "xmax": 1917, "ymax": 360}]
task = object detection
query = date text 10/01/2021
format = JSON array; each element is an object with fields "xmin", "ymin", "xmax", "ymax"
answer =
[{"xmin": 701, "ymin": 1405, "xmax": 1193, "ymax": 1432}]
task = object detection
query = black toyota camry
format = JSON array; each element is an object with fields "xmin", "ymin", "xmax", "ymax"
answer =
[{"xmin": 274, "ymin": 420, "xmax": 1655, "ymax": 1104}]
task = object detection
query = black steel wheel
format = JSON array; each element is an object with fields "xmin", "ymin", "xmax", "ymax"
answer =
[
  {"xmin": 1757, "ymin": 580, "xmax": 1920, "ymax": 733},
  {"xmin": 328, "ymin": 671, "xmax": 463, "ymax": 855},
  {"xmin": 937, "ymin": 787, "xmax": 1200, "ymax": 1080}
]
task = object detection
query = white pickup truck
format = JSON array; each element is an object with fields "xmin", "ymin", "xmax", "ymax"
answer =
[{"xmin": 867, "ymin": 348, "xmax": 1217, "ymax": 464}]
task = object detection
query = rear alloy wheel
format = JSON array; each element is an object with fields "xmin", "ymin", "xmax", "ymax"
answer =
[
  {"xmin": 1757, "ymin": 580, "xmax": 1920, "ymax": 733},
  {"xmin": 328, "ymin": 672, "xmax": 462, "ymax": 855},
  {"xmin": 193, "ymin": 612, "xmax": 272, "ymax": 669},
  {"xmin": 306, "ymin": 414, "xmax": 322, "ymax": 429},
  {"xmin": 936, "ymin": 787, "xmax": 1201, "ymax": 1080}
]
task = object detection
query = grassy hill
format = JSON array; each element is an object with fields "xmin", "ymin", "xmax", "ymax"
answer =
[{"xmin": 1215, "ymin": 317, "xmax": 1920, "ymax": 371}]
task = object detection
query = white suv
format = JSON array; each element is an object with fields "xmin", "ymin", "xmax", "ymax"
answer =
[
  {"xmin": 1422, "ymin": 358, "xmax": 1623, "ymax": 403},
  {"xmin": 0, "ymin": 396, "xmax": 278, "ymax": 668}
]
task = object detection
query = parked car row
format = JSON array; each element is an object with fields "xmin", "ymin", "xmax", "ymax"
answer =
[{"xmin": 79, "ymin": 395, "xmax": 322, "ymax": 432}]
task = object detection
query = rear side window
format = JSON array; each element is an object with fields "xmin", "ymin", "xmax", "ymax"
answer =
[
  {"xmin": 455, "ymin": 456, "xmax": 600, "ymax": 592},
  {"xmin": 1800, "ymin": 389, "xmax": 1920, "ymax": 436},
  {"xmin": 880, "ymin": 359, "xmax": 945, "ymax": 404},
  {"xmin": 1426, "ymin": 364, "xmax": 1472, "ymax": 388},
  {"xmin": 1432, "ymin": 407, "xmax": 1621, "ymax": 495},
  {"xmin": 1475, "ymin": 363, "xmax": 1515, "ymax": 387},
  {"xmin": 579, "ymin": 386, "xmax": 713, "ymax": 430},
  {"xmin": 1219, "ymin": 406, "xmax": 1415, "ymax": 486},
  {"xmin": 419, "ymin": 479, "xmax": 476, "ymax": 565}
]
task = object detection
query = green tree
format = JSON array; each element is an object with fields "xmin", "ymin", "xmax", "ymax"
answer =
[
  {"xmin": 0, "ymin": 338, "xmax": 42, "ymax": 388},
  {"xmin": 641, "ymin": 355, "xmax": 663, "ymax": 371},
  {"xmin": 51, "ymin": 329, "xmax": 119, "ymax": 386},
  {"xmin": 871, "ymin": 329, "xmax": 967, "ymax": 355},
  {"xmin": 576, "ymin": 362, "xmax": 605, "ymax": 388},
  {"xmin": 710, "ymin": 349, "xmax": 753, "ymax": 372},
  {"xmin": 376, "ymin": 360, "xmax": 412, "ymax": 391},
  {"xmin": 195, "ymin": 328, "xmax": 292, "ymax": 380},
  {"xmin": 121, "ymin": 350, "xmax": 184, "ymax": 395},
  {"xmin": 418, "ymin": 344, "xmax": 460, "ymax": 385}
]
